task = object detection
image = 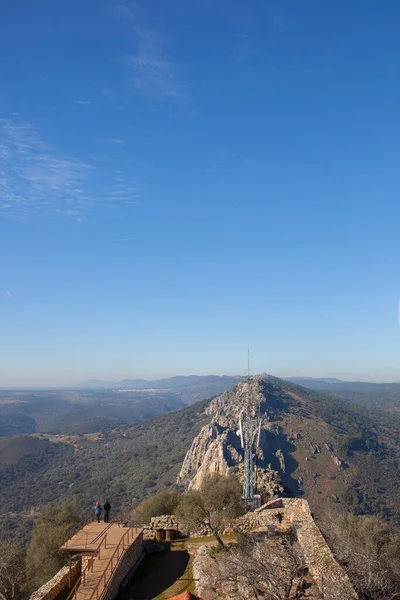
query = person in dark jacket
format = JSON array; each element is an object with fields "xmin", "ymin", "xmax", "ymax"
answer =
[
  {"xmin": 94, "ymin": 501, "xmax": 102, "ymax": 523},
  {"xmin": 103, "ymin": 499, "xmax": 111, "ymax": 523}
]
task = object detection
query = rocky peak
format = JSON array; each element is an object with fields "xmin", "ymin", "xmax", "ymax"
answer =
[{"xmin": 177, "ymin": 376, "xmax": 285, "ymax": 497}]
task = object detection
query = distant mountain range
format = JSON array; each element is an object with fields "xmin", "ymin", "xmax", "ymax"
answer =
[
  {"xmin": 285, "ymin": 377, "xmax": 400, "ymax": 413},
  {"xmin": 2, "ymin": 374, "xmax": 400, "ymax": 440},
  {"xmin": 285, "ymin": 377, "xmax": 344, "ymax": 384}
]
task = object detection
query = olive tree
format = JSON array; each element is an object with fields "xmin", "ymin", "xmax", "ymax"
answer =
[
  {"xmin": 26, "ymin": 502, "xmax": 81, "ymax": 591},
  {"xmin": 132, "ymin": 490, "xmax": 181, "ymax": 524},
  {"xmin": 177, "ymin": 474, "xmax": 243, "ymax": 548}
]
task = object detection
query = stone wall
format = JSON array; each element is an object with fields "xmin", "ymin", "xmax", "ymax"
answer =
[
  {"xmin": 143, "ymin": 515, "xmax": 187, "ymax": 540},
  {"xmin": 102, "ymin": 531, "xmax": 143, "ymax": 600},
  {"xmin": 284, "ymin": 500, "xmax": 358, "ymax": 600},
  {"xmin": 150, "ymin": 515, "xmax": 180, "ymax": 531},
  {"xmin": 233, "ymin": 498, "xmax": 357, "ymax": 600},
  {"xmin": 29, "ymin": 557, "xmax": 81, "ymax": 600}
]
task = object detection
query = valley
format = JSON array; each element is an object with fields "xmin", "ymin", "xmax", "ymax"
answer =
[
  {"xmin": 1, "ymin": 376, "xmax": 400, "ymax": 547},
  {"xmin": 0, "ymin": 376, "xmax": 242, "ymax": 438}
]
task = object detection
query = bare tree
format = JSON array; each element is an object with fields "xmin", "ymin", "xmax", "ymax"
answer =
[
  {"xmin": 320, "ymin": 512, "xmax": 400, "ymax": 600},
  {"xmin": 195, "ymin": 532, "xmax": 310, "ymax": 600},
  {"xmin": 177, "ymin": 474, "xmax": 243, "ymax": 548},
  {"xmin": 0, "ymin": 542, "xmax": 26, "ymax": 600}
]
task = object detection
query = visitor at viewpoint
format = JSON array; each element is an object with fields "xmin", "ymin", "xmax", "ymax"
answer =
[
  {"xmin": 103, "ymin": 499, "xmax": 111, "ymax": 523},
  {"xmin": 94, "ymin": 501, "xmax": 102, "ymax": 523}
]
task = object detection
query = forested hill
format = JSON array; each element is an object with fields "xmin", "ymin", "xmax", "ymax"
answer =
[
  {"xmin": 286, "ymin": 377, "xmax": 400, "ymax": 413},
  {"xmin": 0, "ymin": 398, "xmax": 212, "ymax": 543},
  {"xmin": 1, "ymin": 377, "xmax": 400, "ymax": 546}
]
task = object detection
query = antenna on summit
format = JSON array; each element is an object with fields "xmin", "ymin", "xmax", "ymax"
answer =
[{"xmin": 238, "ymin": 348, "xmax": 262, "ymax": 511}]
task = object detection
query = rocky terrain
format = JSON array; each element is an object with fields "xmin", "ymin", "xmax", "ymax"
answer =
[
  {"xmin": 2, "ymin": 375, "xmax": 400, "ymax": 546},
  {"xmin": 178, "ymin": 376, "xmax": 400, "ymax": 521}
]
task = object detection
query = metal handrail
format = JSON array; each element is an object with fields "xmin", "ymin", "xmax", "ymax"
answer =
[
  {"xmin": 88, "ymin": 527, "xmax": 136, "ymax": 600},
  {"xmin": 65, "ymin": 557, "xmax": 94, "ymax": 600},
  {"xmin": 63, "ymin": 511, "xmax": 96, "ymax": 548}
]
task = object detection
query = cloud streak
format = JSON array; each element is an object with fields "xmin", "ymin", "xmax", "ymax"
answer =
[
  {"xmin": 0, "ymin": 119, "xmax": 138, "ymax": 220},
  {"xmin": 118, "ymin": 3, "xmax": 188, "ymax": 103}
]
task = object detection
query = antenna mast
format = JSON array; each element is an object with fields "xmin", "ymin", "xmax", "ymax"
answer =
[{"xmin": 239, "ymin": 350, "xmax": 262, "ymax": 510}]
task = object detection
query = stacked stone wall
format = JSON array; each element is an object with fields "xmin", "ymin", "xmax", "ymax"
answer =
[
  {"xmin": 144, "ymin": 515, "xmax": 187, "ymax": 540},
  {"xmin": 283, "ymin": 500, "xmax": 357, "ymax": 600},
  {"xmin": 234, "ymin": 498, "xmax": 357, "ymax": 600},
  {"xmin": 29, "ymin": 557, "xmax": 81, "ymax": 600}
]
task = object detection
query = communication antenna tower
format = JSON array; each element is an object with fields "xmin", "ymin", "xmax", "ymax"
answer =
[{"xmin": 238, "ymin": 350, "xmax": 262, "ymax": 510}]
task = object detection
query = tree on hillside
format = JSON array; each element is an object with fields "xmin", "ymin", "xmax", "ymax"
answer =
[
  {"xmin": 321, "ymin": 512, "xmax": 400, "ymax": 599},
  {"xmin": 195, "ymin": 532, "xmax": 308, "ymax": 600},
  {"xmin": 26, "ymin": 502, "xmax": 81, "ymax": 592},
  {"xmin": 132, "ymin": 490, "xmax": 181, "ymax": 524},
  {"xmin": 177, "ymin": 474, "xmax": 243, "ymax": 548},
  {"xmin": 0, "ymin": 542, "xmax": 26, "ymax": 600}
]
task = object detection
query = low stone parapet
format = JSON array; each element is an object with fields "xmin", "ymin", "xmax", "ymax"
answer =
[{"xmin": 29, "ymin": 557, "xmax": 81, "ymax": 600}]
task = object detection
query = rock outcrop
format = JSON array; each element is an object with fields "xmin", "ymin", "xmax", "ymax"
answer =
[
  {"xmin": 177, "ymin": 377, "xmax": 285, "ymax": 497},
  {"xmin": 176, "ymin": 374, "xmax": 365, "ymax": 519}
]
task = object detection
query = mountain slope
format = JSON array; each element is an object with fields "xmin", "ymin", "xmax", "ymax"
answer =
[
  {"xmin": 1, "ymin": 376, "xmax": 400, "ymax": 545},
  {"xmin": 179, "ymin": 376, "xmax": 400, "ymax": 523},
  {"xmin": 286, "ymin": 377, "xmax": 400, "ymax": 413},
  {"xmin": 0, "ymin": 398, "xmax": 212, "ymax": 543},
  {"xmin": 0, "ymin": 377, "xmax": 244, "ymax": 437}
]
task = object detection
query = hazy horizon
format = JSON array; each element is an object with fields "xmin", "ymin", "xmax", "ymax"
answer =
[{"xmin": 1, "ymin": 370, "xmax": 400, "ymax": 388}]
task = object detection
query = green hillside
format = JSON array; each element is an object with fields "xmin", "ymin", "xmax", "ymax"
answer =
[{"xmin": 1, "ymin": 377, "xmax": 400, "ymax": 546}]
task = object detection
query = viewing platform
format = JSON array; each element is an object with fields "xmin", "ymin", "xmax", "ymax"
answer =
[{"xmin": 61, "ymin": 522, "xmax": 143, "ymax": 600}]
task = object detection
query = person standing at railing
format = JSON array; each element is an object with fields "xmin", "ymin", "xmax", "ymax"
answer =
[
  {"xmin": 94, "ymin": 501, "xmax": 102, "ymax": 523},
  {"xmin": 103, "ymin": 499, "xmax": 111, "ymax": 523}
]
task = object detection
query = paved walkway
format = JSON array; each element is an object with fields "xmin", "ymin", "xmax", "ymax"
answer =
[{"xmin": 61, "ymin": 523, "xmax": 142, "ymax": 600}]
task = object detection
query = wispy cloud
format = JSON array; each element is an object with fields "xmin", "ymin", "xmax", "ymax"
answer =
[
  {"xmin": 117, "ymin": 3, "xmax": 188, "ymax": 103},
  {"xmin": 0, "ymin": 118, "xmax": 138, "ymax": 220},
  {"xmin": 98, "ymin": 138, "xmax": 125, "ymax": 145},
  {"xmin": 77, "ymin": 100, "xmax": 92, "ymax": 106},
  {"xmin": 5, "ymin": 290, "xmax": 11, "ymax": 297}
]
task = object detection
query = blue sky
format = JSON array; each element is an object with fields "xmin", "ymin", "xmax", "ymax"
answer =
[{"xmin": 1, "ymin": 1, "xmax": 400, "ymax": 385}]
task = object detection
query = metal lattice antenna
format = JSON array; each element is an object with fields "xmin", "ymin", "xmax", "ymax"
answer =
[{"xmin": 239, "ymin": 350, "xmax": 262, "ymax": 510}]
